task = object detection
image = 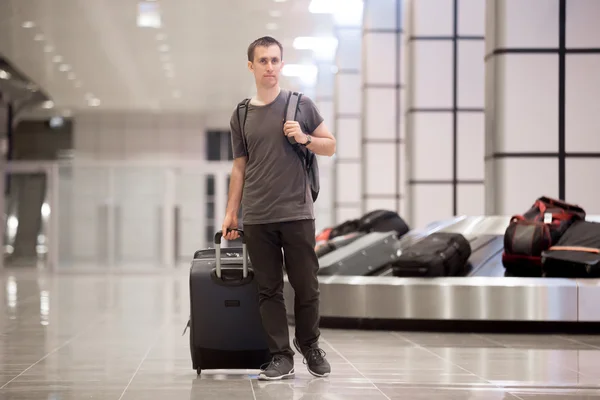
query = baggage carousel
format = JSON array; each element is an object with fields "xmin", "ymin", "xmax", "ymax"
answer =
[{"xmin": 283, "ymin": 215, "xmax": 600, "ymax": 331}]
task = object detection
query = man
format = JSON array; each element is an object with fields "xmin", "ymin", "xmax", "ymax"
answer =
[{"xmin": 221, "ymin": 36, "xmax": 336, "ymax": 381}]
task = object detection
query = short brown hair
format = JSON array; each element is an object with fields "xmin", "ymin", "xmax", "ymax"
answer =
[{"xmin": 247, "ymin": 36, "xmax": 283, "ymax": 62}]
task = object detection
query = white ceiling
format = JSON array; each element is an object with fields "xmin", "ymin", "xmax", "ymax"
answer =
[{"xmin": 0, "ymin": 0, "xmax": 335, "ymax": 117}]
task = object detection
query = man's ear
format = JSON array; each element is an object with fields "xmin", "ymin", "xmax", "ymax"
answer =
[{"xmin": 247, "ymin": 61, "xmax": 253, "ymax": 72}]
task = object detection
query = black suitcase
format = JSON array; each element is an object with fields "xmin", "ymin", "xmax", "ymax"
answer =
[
  {"xmin": 187, "ymin": 229, "xmax": 270, "ymax": 375},
  {"xmin": 391, "ymin": 232, "xmax": 472, "ymax": 277},
  {"xmin": 542, "ymin": 221, "xmax": 600, "ymax": 278},
  {"xmin": 317, "ymin": 231, "xmax": 401, "ymax": 276},
  {"xmin": 315, "ymin": 231, "xmax": 366, "ymax": 258}
]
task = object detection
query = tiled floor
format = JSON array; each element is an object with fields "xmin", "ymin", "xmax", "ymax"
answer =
[{"xmin": 1, "ymin": 269, "xmax": 600, "ymax": 399}]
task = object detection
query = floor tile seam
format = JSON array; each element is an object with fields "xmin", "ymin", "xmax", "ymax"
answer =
[
  {"xmin": 554, "ymin": 334, "xmax": 600, "ymax": 350},
  {"xmin": 320, "ymin": 337, "xmax": 392, "ymax": 400},
  {"xmin": 437, "ymin": 333, "xmax": 593, "ymax": 380},
  {"xmin": 117, "ymin": 322, "xmax": 168, "ymax": 400},
  {"xmin": 388, "ymin": 332, "xmax": 512, "ymax": 394},
  {"xmin": 249, "ymin": 376, "xmax": 257, "ymax": 400},
  {"xmin": 0, "ymin": 311, "xmax": 110, "ymax": 390}
]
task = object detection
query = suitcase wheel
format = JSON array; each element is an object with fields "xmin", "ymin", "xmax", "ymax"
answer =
[{"xmin": 196, "ymin": 368, "xmax": 201, "ymax": 376}]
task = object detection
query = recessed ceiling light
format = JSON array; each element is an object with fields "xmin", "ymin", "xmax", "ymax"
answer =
[
  {"xmin": 34, "ymin": 34, "xmax": 44, "ymax": 41},
  {"xmin": 159, "ymin": 44, "xmax": 169, "ymax": 52},
  {"xmin": 88, "ymin": 98, "xmax": 101, "ymax": 107},
  {"xmin": 44, "ymin": 45, "xmax": 54, "ymax": 53},
  {"xmin": 52, "ymin": 55, "xmax": 63, "ymax": 63},
  {"xmin": 22, "ymin": 21, "xmax": 35, "ymax": 28},
  {"xmin": 273, "ymin": 0, "xmax": 287, "ymax": 2},
  {"xmin": 74, "ymin": 81, "xmax": 82, "ymax": 88},
  {"xmin": 0, "ymin": 70, "xmax": 10, "ymax": 80},
  {"xmin": 266, "ymin": 22, "xmax": 278, "ymax": 30},
  {"xmin": 67, "ymin": 72, "xmax": 76, "ymax": 80},
  {"xmin": 42, "ymin": 101, "xmax": 54, "ymax": 109},
  {"xmin": 59, "ymin": 64, "xmax": 71, "ymax": 72},
  {"xmin": 269, "ymin": 11, "xmax": 282, "ymax": 17}
]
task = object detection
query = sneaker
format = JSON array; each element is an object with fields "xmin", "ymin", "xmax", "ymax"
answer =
[
  {"xmin": 258, "ymin": 355, "xmax": 295, "ymax": 381},
  {"xmin": 293, "ymin": 338, "xmax": 331, "ymax": 378}
]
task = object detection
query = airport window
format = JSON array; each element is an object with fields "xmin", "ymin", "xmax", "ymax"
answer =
[{"xmin": 206, "ymin": 130, "xmax": 233, "ymax": 161}]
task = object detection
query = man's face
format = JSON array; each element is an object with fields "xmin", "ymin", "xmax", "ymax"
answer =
[{"xmin": 248, "ymin": 45, "xmax": 283, "ymax": 88}]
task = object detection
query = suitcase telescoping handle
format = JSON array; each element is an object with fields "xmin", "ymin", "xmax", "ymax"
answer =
[{"xmin": 214, "ymin": 229, "xmax": 248, "ymax": 279}]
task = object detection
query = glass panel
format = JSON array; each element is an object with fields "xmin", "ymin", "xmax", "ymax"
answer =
[
  {"xmin": 175, "ymin": 169, "xmax": 207, "ymax": 263},
  {"xmin": 112, "ymin": 166, "xmax": 165, "ymax": 267},
  {"xmin": 206, "ymin": 130, "xmax": 221, "ymax": 161},
  {"xmin": 56, "ymin": 164, "xmax": 110, "ymax": 269},
  {"xmin": 3, "ymin": 172, "xmax": 48, "ymax": 267}
]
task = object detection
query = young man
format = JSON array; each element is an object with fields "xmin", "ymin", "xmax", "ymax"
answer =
[{"xmin": 221, "ymin": 36, "xmax": 336, "ymax": 381}]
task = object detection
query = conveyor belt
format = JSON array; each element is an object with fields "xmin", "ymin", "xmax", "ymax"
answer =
[{"xmin": 283, "ymin": 215, "xmax": 600, "ymax": 328}]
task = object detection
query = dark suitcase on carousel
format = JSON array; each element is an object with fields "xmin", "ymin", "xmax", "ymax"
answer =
[
  {"xmin": 317, "ymin": 231, "xmax": 401, "ymax": 276},
  {"xmin": 391, "ymin": 232, "xmax": 472, "ymax": 277},
  {"xmin": 187, "ymin": 229, "xmax": 270, "ymax": 375},
  {"xmin": 542, "ymin": 221, "xmax": 600, "ymax": 278},
  {"xmin": 315, "ymin": 231, "xmax": 366, "ymax": 258}
]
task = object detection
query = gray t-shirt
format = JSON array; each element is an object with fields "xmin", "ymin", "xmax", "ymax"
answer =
[{"xmin": 229, "ymin": 89, "xmax": 324, "ymax": 225}]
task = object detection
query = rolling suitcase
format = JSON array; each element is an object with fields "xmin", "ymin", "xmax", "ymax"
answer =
[
  {"xmin": 317, "ymin": 231, "xmax": 401, "ymax": 276},
  {"xmin": 391, "ymin": 232, "xmax": 472, "ymax": 277},
  {"xmin": 187, "ymin": 229, "xmax": 270, "ymax": 375}
]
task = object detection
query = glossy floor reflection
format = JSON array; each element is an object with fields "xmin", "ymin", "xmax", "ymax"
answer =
[{"xmin": 0, "ymin": 269, "xmax": 600, "ymax": 399}]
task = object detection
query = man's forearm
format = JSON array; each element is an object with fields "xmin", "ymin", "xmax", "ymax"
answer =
[
  {"xmin": 225, "ymin": 159, "xmax": 246, "ymax": 216},
  {"xmin": 305, "ymin": 136, "xmax": 336, "ymax": 157}
]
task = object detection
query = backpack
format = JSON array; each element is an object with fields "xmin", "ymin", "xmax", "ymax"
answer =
[{"xmin": 236, "ymin": 91, "xmax": 320, "ymax": 202}]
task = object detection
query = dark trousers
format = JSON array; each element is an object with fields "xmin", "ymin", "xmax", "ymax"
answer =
[{"xmin": 244, "ymin": 219, "xmax": 320, "ymax": 361}]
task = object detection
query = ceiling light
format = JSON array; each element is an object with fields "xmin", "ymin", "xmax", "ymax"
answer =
[
  {"xmin": 22, "ymin": 21, "xmax": 35, "ymax": 28},
  {"xmin": 74, "ymin": 81, "xmax": 82, "ymax": 88},
  {"xmin": 52, "ymin": 55, "xmax": 63, "ymax": 63},
  {"xmin": 273, "ymin": 0, "xmax": 287, "ymax": 2},
  {"xmin": 137, "ymin": 1, "xmax": 162, "ymax": 28},
  {"xmin": 293, "ymin": 36, "xmax": 338, "ymax": 60},
  {"xmin": 34, "ymin": 34, "xmax": 44, "ymax": 41},
  {"xmin": 159, "ymin": 44, "xmax": 169, "ymax": 52},
  {"xmin": 88, "ymin": 98, "xmax": 101, "ymax": 107},
  {"xmin": 59, "ymin": 64, "xmax": 71, "ymax": 72},
  {"xmin": 308, "ymin": 0, "xmax": 364, "ymax": 25},
  {"xmin": 282, "ymin": 64, "xmax": 318, "ymax": 85},
  {"xmin": 0, "ymin": 70, "xmax": 10, "ymax": 80},
  {"xmin": 44, "ymin": 45, "xmax": 54, "ymax": 53},
  {"xmin": 67, "ymin": 72, "xmax": 76, "ymax": 80},
  {"xmin": 41, "ymin": 101, "xmax": 54, "ymax": 109},
  {"xmin": 269, "ymin": 11, "xmax": 282, "ymax": 17},
  {"xmin": 266, "ymin": 22, "xmax": 278, "ymax": 30}
]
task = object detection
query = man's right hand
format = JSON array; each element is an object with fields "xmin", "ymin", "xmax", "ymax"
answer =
[{"xmin": 221, "ymin": 213, "xmax": 240, "ymax": 241}]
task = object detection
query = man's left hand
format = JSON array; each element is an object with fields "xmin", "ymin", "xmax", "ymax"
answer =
[{"xmin": 283, "ymin": 121, "xmax": 308, "ymax": 144}]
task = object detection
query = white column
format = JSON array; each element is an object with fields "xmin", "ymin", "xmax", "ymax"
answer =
[
  {"xmin": 314, "ymin": 62, "xmax": 335, "ymax": 231},
  {"xmin": 362, "ymin": 0, "xmax": 404, "ymax": 217},
  {"xmin": 485, "ymin": 0, "xmax": 600, "ymax": 214},
  {"xmin": 405, "ymin": 0, "xmax": 485, "ymax": 228},
  {"xmin": 333, "ymin": 22, "xmax": 363, "ymax": 224}
]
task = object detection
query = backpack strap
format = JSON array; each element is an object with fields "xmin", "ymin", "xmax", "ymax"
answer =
[
  {"xmin": 284, "ymin": 91, "xmax": 303, "ymax": 145},
  {"xmin": 236, "ymin": 98, "xmax": 250, "ymax": 157}
]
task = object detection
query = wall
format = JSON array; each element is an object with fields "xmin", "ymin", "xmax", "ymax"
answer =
[
  {"xmin": 485, "ymin": 0, "xmax": 600, "ymax": 216},
  {"xmin": 65, "ymin": 111, "xmax": 223, "ymax": 267},
  {"xmin": 404, "ymin": 0, "xmax": 486, "ymax": 229}
]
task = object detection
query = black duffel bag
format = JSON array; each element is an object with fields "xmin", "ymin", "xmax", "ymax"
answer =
[{"xmin": 392, "ymin": 232, "xmax": 471, "ymax": 277}]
